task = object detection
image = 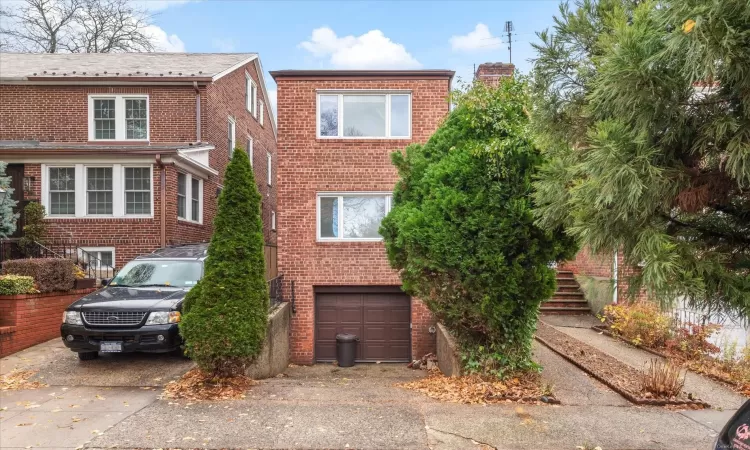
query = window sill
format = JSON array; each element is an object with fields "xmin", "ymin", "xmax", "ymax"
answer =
[
  {"xmin": 86, "ymin": 140, "xmax": 150, "ymax": 144},
  {"xmin": 316, "ymin": 238, "xmax": 384, "ymax": 243},
  {"xmin": 315, "ymin": 137, "xmax": 412, "ymax": 143},
  {"xmin": 45, "ymin": 215, "xmax": 154, "ymax": 220},
  {"xmin": 178, "ymin": 218, "xmax": 204, "ymax": 226}
]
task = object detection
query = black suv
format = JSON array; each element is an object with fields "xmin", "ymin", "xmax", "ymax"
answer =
[{"xmin": 60, "ymin": 244, "xmax": 207, "ymax": 360}]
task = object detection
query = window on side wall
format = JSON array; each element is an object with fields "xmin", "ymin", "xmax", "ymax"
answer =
[
  {"xmin": 79, "ymin": 247, "xmax": 115, "ymax": 269},
  {"xmin": 247, "ymin": 137, "xmax": 254, "ymax": 167},
  {"xmin": 89, "ymin": 95, "xmax": 149, "ymax": 141},
  {"xmin": 177, "ymin": 172, "xmax": 202, "ymax": 223},
  {"xmin": 228, "ymin": 117, "xmax": 236, "ymax": 158},
  {"xmin": 267, "ymin": 152, "xmax": 272, "ymax": 186},
  {"xmin": 246, "ymin": 73, "xmax": 257, "ymax": 117},
  {"xmin": 259, "ymin": 100, "xmax": 265, "ymax": 126},
  {"xmin": 271, "ymin": 211, "xmax": 276, "ymax": 231},
  {"xmin": 317, "ymin": 193, "xmax": 391, "ymax": 241},
  {"xmin": 317, "ymin": 92, "xmax": 410, "ymax": 139}
]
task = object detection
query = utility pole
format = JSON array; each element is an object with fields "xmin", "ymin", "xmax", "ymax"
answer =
[{"xmin": 504, "ymin": 20, "xmax": 514, "ymax": 64}]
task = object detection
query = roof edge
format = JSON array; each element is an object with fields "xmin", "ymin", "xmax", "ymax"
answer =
[{"xmin": 270, "ymin": 69, "xmax": 455, "ymax": 80}]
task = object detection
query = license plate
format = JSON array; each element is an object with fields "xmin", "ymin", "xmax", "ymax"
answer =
[{"xmin": 100, "ymin": 341, "xmax": 122, "ymax": 352}]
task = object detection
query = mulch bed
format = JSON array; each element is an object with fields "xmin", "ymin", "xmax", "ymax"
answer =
[
  {"xmin": 0, "ymin": 371, "xmax": 47, "ymax": 391},
  {"xmin": 592, "ymin": 324, "xmax": 750, "ymax": 397},
  {"xmin": 398, "ymin": 369, "xmax": 560, "ymax": 405},
  {"xmin": 161, "ymin": 368, "xmax": 257, "ymax": 401},
  {"xmin": 535, "ymin": 322, "xmax": 709, "ymax": 408}
]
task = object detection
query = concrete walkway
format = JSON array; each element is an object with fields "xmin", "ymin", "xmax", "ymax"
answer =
[{"xmin": 0, "ymin": 337, "xmax": 727, "ymax": 449}]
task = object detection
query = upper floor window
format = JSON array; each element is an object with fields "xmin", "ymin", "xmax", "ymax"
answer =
[
  {"xmin": 259, "ymin": 100, "xmax": 265, "ymax": 126},
  {"xmin": 247, "ymin": 136, "xmax": 254, "ymax": 167},
  {"xmin": 317, "ymin": 92, "xmax": 411, "ymax": 139},
  {"xmin": 89, "ymin": 95, "xmax": 149, "ymax": 141},
  {"xmin": 177, "ymin": 172, "xmax": 202, "ymax": 223},
  {"xmin": 267, "ymin": 152, "xmax": 272, "ymax": 186},
  {"xmin": 246, "ymin": 73, "xmax": 258, "ymax": 117}
]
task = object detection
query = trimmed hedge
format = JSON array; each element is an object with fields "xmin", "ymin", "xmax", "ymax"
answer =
[
  {"xmin": 0, "ymin": 274, "xmax": 36, "ymax": 295},
  {"xmin": 2, "ymin": 258, "xmax": 75, "ymax": 293}
]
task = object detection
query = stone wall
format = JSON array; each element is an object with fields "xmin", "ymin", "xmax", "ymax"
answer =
[
  {"xmin": 436, "ymin": 323, "xmax": 462, "ymax": 377},
  {"xmin": 245, "ymin": 302, "xmax": 290, "ymax": 379}
]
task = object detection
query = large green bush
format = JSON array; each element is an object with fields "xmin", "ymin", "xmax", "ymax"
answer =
[
  {"xmin": 0, "ymin": 274, "xmax": 36, "ymax": 295},
  {"xmin": 180, "ymin": 148, "xmax": 268, "ymax": 376},
  {"xmin": 380, "ymin": 79, "xmax": 576, "ymax": 377}
]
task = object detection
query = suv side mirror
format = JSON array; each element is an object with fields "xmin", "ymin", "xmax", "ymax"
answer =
[{"xmin": 100, "ymin": 278, "xmax": 111, "ymax": 287}]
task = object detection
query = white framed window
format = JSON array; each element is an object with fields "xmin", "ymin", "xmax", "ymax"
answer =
[
  {"xmin": 316, "ymin": 192, "xmax": 392, "ymax": 241},
  {"xmin": 316, "ymin": 92, "xmax": 411, "ymax": 139},
  {"xmin": 79, "ymin": 247, "xmax": 115, "ymax": 269},
  {"xmin": 88, "ymin": 95, "xmax": 149, "ymax": 141},
  {"xmin": 177, "ymin": 172, "xmax": 203, "ymax": 224},
  {"xmin": 228, "ymin": 116, "xmax": 236, "ymax": 158},
  {"xmin": 247, "ymin": 136, "xmax": 254, "ymax": 167},
  {"xmin": 271, "ymin": 211, "xmax": 276, "ymax": 231},
  {"xmin": 267, "ymin": 152, "xmax": 272, "ymax": 186},
  {"xmin": 259, "ymin": 100, "xmax": 265, "ymax": 126},
  {"xmin": 246, "ymin": 73, "xmax": 257, "ymax": 117},
  {"xmin": 42, "ymin": 164, "xmax": 153, "ymax": 218},
  {"xmin": 86, "ymin": 167, "xmax": 113, "ymax": 215}
]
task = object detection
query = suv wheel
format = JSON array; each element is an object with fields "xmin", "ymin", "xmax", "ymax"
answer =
[{"xmin": 78, "ymin": 351, "xmax": 98, "ymax": 361}]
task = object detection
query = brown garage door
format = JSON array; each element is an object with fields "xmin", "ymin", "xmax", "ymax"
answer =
[{"xmin": 315, "ymin": 287, "xmax": 411, "ymax": 362}]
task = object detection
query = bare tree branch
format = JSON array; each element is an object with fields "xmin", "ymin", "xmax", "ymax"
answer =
[{"xmin": 1, "ymin": 0, "xmax": 157, "ymax": 53}]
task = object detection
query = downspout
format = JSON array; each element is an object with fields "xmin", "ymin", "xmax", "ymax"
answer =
[
  {"xmin": 194, "ymin": 81, "xmax": 201, "ymax": 142},
  {"xmin": 156, "ymin": 154, "xmax": 166, "ymax": 248}
]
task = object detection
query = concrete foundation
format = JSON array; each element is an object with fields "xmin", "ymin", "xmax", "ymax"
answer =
[
  {"xmin": 245, "ymin": 302, "xmax": 291, "ymax": 379},
  {"xmin": 436, "ymin": 323, "xmax": 462, "ymax": 377}
]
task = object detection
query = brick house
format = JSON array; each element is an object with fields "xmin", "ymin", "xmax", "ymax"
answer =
[
  {"xmin": 271, "ymin": 69, "xmax": 454, "ymax": 364},
  {"xmin": 0, "ymin": 53, "xmax": 278, "ymax": 275}
]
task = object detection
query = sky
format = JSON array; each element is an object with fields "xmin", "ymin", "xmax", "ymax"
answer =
[{"xmin": 143, "ymin": 0, "xmax": 564, "ymax": 113}]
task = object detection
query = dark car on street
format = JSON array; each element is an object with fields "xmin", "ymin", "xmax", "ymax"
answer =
[{"xmin": 61, "ymin": 244, "xmax": 207, "ymax": 360}]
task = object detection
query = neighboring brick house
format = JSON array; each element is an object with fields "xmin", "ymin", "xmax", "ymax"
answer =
[
  {"xmin": 271, "ymin": 69, "xmax": 454, "ymax": 364},
  {"xmin": 0, "ymin": 53, "xmax": 277, "ymax": 275}
]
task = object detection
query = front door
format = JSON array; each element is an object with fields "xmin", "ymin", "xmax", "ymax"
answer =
[{"xmin": 5, "ymin": 164, "xmax": 25, "ymax": 238}]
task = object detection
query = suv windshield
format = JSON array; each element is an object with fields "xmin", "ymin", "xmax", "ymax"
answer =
[{"xmin": 109, "ymin": 260, "xmax": 202, "ymax": 288}]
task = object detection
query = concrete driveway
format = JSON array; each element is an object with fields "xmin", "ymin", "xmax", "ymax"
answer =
[{"xmin": 0, "ymin": 338, "xmax": 727, "ymax": 449}]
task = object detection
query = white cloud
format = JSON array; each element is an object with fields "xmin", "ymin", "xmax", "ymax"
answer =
[
  {"xmin": 211, "ymin": 38, "xmax": 236, "ymax": 53},
  {"xmin": 299, "ymin": 27, "xmax": 421, "ymax": 69},
  {"xmin": 146, "ymin": 25, "xmax": 185, "ymax": 52},
  {"xmin": 450, "ymin": 23, "xmax": 502, "ymax": 52}
]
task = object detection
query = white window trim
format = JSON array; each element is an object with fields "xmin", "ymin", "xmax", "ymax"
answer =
[
  {"xmin": 316, "ymin": 192, "xmax": 392, "ymax": 242},
  {"xmin": 247, "ymin": 136, "xmax": 254, "ymax": 167},
  {"xmin": 246, "ymin": 73, "xmax": 257, "ymax": 117},
  {"xmin": 259, "ymin": 100, "xmax": 265, "ymax": 126},
  {"xmin": 177, "ymin": 172, "xmax": 203, "ymax": 224},
  {"xmin": 267, "ymin": 152, "xmax": 272, "ymax": 186},
  {"xmin": 316, "ymin": 91, "xmax": 411, "ymax": 140},
  {"xmin": 228, "ymin": 116, "xmax": 236, "ymax": 157},
  {"xmin": 79, "ymin": 247, "xmax": 115, "ymax": 268},
  {"xmin": 88, "ymin": 94, "xmax": 149, "ymax": 142},
  {"xmin": 271, "ymin": 210, "xmax": 276, "ymax": 231},
  {"xmin": 41, "ymin": 164, "xmax": 153, "ymax": 219}
]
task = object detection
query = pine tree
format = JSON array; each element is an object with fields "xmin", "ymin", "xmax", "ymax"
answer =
[
  {"xmin": 180, "ymin": 148, "xmax": 268, "ymax": 376},
  {"xmin": 0, "ymin": 162, "xmax": 19, "ymax": 239},
  {"xmin": 531, "ymin": 0, "xmax": 750, "ymax": 316}
]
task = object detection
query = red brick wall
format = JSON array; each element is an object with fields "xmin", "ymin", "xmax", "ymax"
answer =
[
  {"xmin": 205, "ymin": 60, "xmax": 277, "ymax": 246},
  {"xmin": 275, "ymin": 76, "xmax": 451, "ymax": 364},
  {"xmin": 0, "ymin": 288, "xmax": 96, "ymax": 357},
  {"xmin": 475, "ymin": 62, "xmax": 515, "ymax": 86},
  {"xmin": 0, "ymin": 85, "xmax": 202, "ymax": 143},
  {"xmin": 561, "ymin": 246, "xmax": 647, "ymax": 302}
]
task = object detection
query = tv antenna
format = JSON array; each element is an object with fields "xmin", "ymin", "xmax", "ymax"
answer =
[{"xmin": 504, "ymin": 20, "xmax": 514, "ymax": 63}]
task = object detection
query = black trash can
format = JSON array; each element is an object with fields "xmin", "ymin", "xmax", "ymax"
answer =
[{"xmin": 336, "ymin": 333, "xmax": 358, "ymax": 367}]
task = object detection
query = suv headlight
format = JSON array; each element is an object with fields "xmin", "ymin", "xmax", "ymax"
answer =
[
  {"xmin": 63, "ymin": 311, "xmax": 83, "ymax": 325},
  {"xmin": 145, "ymin": 311, "xmax": 181, "ymax": 325}
]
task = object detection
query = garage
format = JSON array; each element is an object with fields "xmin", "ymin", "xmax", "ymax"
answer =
[{"xmin": 315, "ymin": 287, "xmax": 411, "ymax": 362}]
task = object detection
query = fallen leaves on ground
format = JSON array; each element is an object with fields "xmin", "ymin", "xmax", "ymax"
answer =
[
  {"xmin": 161, "ymin": 368, "xmax": 257, "ymax": 401},
  {"xmin": 398, "ymin": 369, "xmax": 551, "ymax": 404},
  {"xmin": 0, "ymin": 371, "xmax": 47, "ymax": 391}
]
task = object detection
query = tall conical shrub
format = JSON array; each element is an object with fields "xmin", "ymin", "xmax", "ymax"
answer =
[{"xmin": 180, "ymin": 148, "xmax": 268, "ymax": 376}]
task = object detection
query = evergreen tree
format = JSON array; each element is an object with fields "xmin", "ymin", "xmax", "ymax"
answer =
[
  {"xmin": 180, "ymin": 148, "xmax": 268, "ymax": 376},
  {"xmin": 0, "ymin": 162, "xmax": 19, "ymax": 239},
  {"xmin": 381, "ymin": 79, "xmax": 576, "ymax": 377},
  {"xmin": 531, "ymin": 0, "xmax": 750, "ymax": 316}
]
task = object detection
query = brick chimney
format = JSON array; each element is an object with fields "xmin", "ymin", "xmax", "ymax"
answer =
[{"xmin": 475, "ymin": 62, "xmax": 515, "ymax": 86}]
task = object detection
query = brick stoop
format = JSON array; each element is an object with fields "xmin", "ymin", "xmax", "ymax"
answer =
[{"xmin": 540, "ymin": 270, "xmax": 591, "ymax": 315}]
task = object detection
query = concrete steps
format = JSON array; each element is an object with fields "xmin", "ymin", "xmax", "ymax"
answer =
[{"xmin": 541, "ymin": 270, "xmax": 591, "ymax": 315}]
